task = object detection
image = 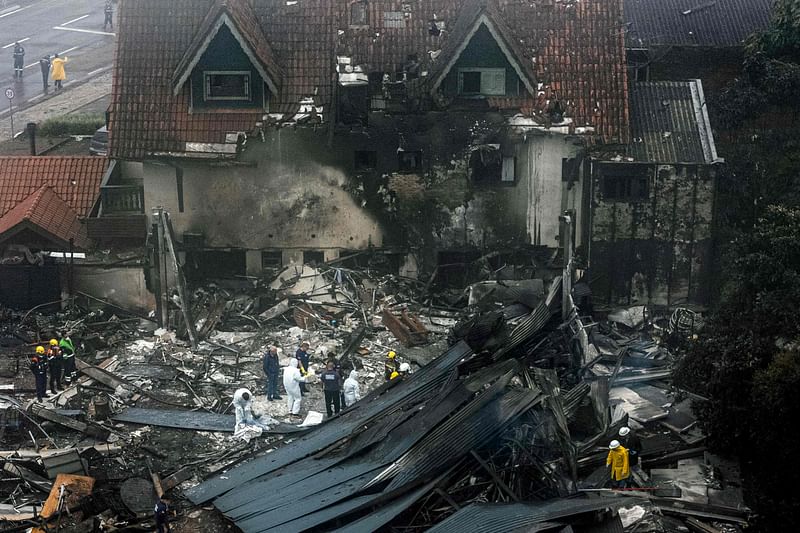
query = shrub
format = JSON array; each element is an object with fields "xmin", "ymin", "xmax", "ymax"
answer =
[{"xmin": 37, "ymin": 114, "xmax": 105, "ymax": 137}]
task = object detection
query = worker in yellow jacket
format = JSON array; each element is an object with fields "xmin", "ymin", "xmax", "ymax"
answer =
[
  {"xmin": 51, "ymin": 54, "xmax": 68, "ymax": 90},
  {"xmin": 606, "ymin": 439, "xmax": 630, "ymax": 489}
]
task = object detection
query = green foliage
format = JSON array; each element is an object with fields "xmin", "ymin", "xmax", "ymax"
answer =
[
  {"xmin": 674, "ymin": 206, "xmax": 800, "ymax": 529},
  {"xmin": 748, "ymin": 0, "xmax": 800, "ymax": 60},
  {"xmin": 37, "ymin": 114, "xmax": 105, "ymax": 137}
]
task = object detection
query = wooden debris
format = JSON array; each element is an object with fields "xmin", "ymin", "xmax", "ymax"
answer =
[
  {"xmin": 260, "ymin": 298, "xmax": 291, "ymax": 320},
  {"xmin": 31, "ymin": 473, "xmax": 95, "ymax": 533},
  {"xmin": 382, "ymin": 308, "xmax": 429, "ymax": 346},
  {"xmin": 28, "ymin": 403, "xmax": 109, "ymax": 440}
]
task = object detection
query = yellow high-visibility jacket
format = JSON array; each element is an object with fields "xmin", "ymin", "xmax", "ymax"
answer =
[
  {"xmin": 606, "ymin": 446, "xmax": 630, "ymax": 481},
  {"xmin": 51, "ymin": 57, "xmax": 68, "ymax": 80}
]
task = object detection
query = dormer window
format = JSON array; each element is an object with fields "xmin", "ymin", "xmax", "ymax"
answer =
[
  {"xmin": 458, "ymin": 68, "xmax": 506, "ymax": 96},
  {"xmin": 205, "ymin": 71, "xmax": 251, "ymax": 101}
]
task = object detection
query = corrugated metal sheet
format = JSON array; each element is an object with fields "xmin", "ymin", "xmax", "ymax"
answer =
[
  {"xmin": 427, "ymin": 497, "xmax": 643, "ymax": 533},
  {"xmin": 628, "ymin": 81, "xmax": 710, "ymax": 164},
  {"xmin": 186, "ymin": 341, "xmax": 473, "ymax": 504},
  {"xmin": 625, "ymin": 0, "xmax": 774, "ymax": 48}
]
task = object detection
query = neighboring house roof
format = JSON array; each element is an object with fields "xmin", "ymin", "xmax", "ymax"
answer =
[
  {"xmin": 627, "ymin": 80, "xmax": 720, "ymax": 164},
  {"xmin": 0, "ymin": 185, "xmax": 90, "ymax": 249},
  {"xmin": 110, "ymin": 0, "xmax": 629, "ymax": 159},
  {"xmin": 172, "ymin": 0, "xmax": 282, "ymax": 96},
  {"xmin": 625, "ymin": 0, "xmax": 774, "ymax": 48},
  {"xmin": 0, "ymin": 156, "xmax": 107, "ymax": 218}
]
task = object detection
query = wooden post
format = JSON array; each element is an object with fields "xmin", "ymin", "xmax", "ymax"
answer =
[
  {"xmin": 153, "ymin": 207, "xmax": 170, "ymax": 328},
  {"xmin": 561, "ymin": 213, "xmax": 573, "ymax": 321},
  {"xmin": 160, "ymin": 210, "xmax": 199, "ymax": 350}
]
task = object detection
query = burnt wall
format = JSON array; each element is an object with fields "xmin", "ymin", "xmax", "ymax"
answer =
[{"xmin": 590, "ymin": 163, "xmax": 716, "ymax": 306}]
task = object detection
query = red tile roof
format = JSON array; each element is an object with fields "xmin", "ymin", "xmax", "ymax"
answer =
[
  {"xmin": 0, "ymin": 185, "xmax": 89, "ymax": 249},
  {"xmin": 111, "ymin": 0, "xmax": 629, "ymax": 159},
  {"xmin": 0, "ymin": 156, "xmax": 107, "ymax": 218}
]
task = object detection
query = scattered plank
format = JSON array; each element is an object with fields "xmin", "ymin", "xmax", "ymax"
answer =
[
  {"xmin": 28, "ymin": 403, "xmax": 109, "ymax": 440},
  {"xmin": 31, "ymin": 473, "xmax": 95, "ymax": 533}
]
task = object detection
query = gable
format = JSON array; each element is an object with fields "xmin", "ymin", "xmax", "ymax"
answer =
[{"xmin": 440, "ymin": 23, "xmax": 524, "ymax": 97}]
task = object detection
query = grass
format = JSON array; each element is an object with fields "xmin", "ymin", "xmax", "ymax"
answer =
[{"xmin": 37, "ymin": 114, "xmax": 105, "ymax": 137}]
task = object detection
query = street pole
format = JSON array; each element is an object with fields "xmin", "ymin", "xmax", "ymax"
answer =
[{"xmin": 5, "ymin": 88, "xmax": 15, "ymax": 139}]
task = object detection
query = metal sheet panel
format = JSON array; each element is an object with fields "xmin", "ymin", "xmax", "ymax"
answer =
[{"xmin": 112, "ymin": 407, "xmax": 304, "ymax": 434}]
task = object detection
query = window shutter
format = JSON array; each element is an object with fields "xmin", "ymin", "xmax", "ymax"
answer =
[{"xmin": 502, "ymin": 157, "xmax": 515, "ymax": 182}]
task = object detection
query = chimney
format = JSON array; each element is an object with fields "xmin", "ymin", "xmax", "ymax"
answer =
[{"xmin": 27, "ymin": 122, "xmax": 37, "ymax": 156}]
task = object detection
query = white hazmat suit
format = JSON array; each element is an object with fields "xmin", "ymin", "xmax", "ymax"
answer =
[
  {"xmin": 283, "ymin": 358, "xmax": 306, "ymax": 415},
  {"xmin": 343, "ymin": 370, "xmax": 361, "ymax": 407},
  {"xmin": 232, "ymin": 387, "xmax": 275, "ymax": 440}
]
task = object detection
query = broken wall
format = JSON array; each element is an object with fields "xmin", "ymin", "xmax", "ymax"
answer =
[
  {"xmin": 71, "ymin": 266, "xmax": 155, "ymax": 314},
  {"xmin": 590, "ymin": 163, "xmax": 715, "ymax": 306}
]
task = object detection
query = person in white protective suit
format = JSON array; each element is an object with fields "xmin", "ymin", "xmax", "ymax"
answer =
[
  {"xmin": 343, "ymin": 369, "xmax": 361, "ymax": 407},
  {"xmin": 232, "ymin": 388, "xmax": 275, "ymax": 439},
  {"xmin": 283, "ymin": 358, "xmax": 307, "ymax": 417}
]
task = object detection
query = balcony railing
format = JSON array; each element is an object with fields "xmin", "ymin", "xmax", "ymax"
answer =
[{"xmin": 100, "ymin": 185, "xmax": 144, "ymax": 215}]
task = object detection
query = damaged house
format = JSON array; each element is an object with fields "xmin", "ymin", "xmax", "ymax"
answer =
[{"xmin": 105, "ymin": 0, "xmax": 722, "ymax": 307}]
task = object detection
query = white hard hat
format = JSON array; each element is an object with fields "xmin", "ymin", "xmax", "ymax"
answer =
[
  {"xmin": 399, "ymin": 362, "xmax": 411, "ymax": 372},
  {"xmin": 609, "ymin": 440, "xmax": 620, "ymax": 449},
  {"xmin": 619, "ymin": 426, "xmax": 630, "ymax": 437}
]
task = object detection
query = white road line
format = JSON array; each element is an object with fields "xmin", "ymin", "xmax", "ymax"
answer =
[
  {"xmin": 60, "ymin": 45, "xmax": 80, "ymax": 55},
  {"xmin": 27, "ymin": 94, "xmax": 44, "ymax": 103},
  {"xmin": 52, "ymin": 26, "xmax": 114, "ymax": 36},
  {"xmin": 87, "ymin": 67, "xmax": 106, "ymax": 76},
  {"xmin": 0, "ymin": 4, "xmax": 21, "ymax": 16},
  {"xmin": 0, "ymin": 5, "xmax": 29, "ymax": 19},
  {"xmin": 24, "ymin": 61, "xmax": 38, "ymax": 69},
  {"xmin": 2, "ymin": 36, "xmax": 29, "ymax": 49},
  {"xmin": 61, "ymin": 14, "xmax": 89, "ymax": 26}
]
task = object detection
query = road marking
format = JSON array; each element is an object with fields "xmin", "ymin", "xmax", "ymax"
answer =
[
  {"xmin": 60, "ymin": 45, "xmax": 80, "ymax": 55},
  {"xmin": 0, "ymin": 6, "xmax": 23, "ymax": 19},
  {"xmin": 0, "ymin": 4, "xmax": 21, "ymax": 15},
  {"xmin": 27, "ymin": 94, "xmax": 44, "ymax": 103},
  {"xmin": 87, "ymin": 67, "xmax": 107, "ymax": 76},
  {"xmin": 2, "ymin": 36, "xmax": 29, "ymax": 48},
  {"xmin": 52, "ymin": 26, "xmax": 115, "ymax": 36},
  {"xmin": 61, "ymin": 14, "xmax": 89, "ymax": 26}
]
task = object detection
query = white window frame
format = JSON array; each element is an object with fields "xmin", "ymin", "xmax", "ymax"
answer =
[
  {"xmin": 457, "ymin": 67, "xmax": 506, "ymax": 96},
  {"xmin": 204, "ymin": 71, "xmax": 252, "ymax": 101}
]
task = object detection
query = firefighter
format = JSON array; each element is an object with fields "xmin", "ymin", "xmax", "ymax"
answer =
[
  {"xmin": 384, "ymin": 350, "xmax": 398, "ymax": 381},
  {"xmin": 46, "ymin": 339, "xmax": 63, "ymax": 393},
  {"xmin": 60, "ymin": 335, "xmax": 76, "ymax": 384},
  {"xmin": 30, "ymin": 346, "xmax": 49, "ymax": 402}
]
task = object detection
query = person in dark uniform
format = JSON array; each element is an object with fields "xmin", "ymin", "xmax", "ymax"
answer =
[
  {"xmin": 39, "ymin": 55, "xmax": 51, "ymax": 91},
  {"xmin": 320, "ymin": 360, "xmax": 342, "ymax": 417},
  {"xmin": 619, "ymin": 426, "xmax": 642, "ymax": 466},
  {"xmin": 46, "ymin": 339, "xmax": 63, "ymax": 393},
  {"xmin": 295, "ymin": 342, "xmax": 310, "ymax": 395},
  {"xmin": 262, "ymin": 345, "xmax": 281, "ymax": 401},
  {"xmin": 103, "ymin": 1, "xmax": 114, "ymax": 30},
  {"xmin": 154, "ymin": 498, "xmax": 170, "ymax": 533},
  {"xmin": 12, "ymin": 42, "xmax": 25, "ymax": 79},
  {"xmin": 30, "ymin": 346, "xmax": 49, "ymax": 402}
]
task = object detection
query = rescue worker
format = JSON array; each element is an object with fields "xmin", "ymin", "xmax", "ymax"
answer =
[
  {"xmin": 232, "ymin": 388, "xmax": 273, "ymax": 431},
  {"xmin": 619, "ymin": 426, "xmax": 642, "ymax": 466},
  {"xmin": 398, "ymin": 362, "xmax": 411, "ymax": 377},
  {"xmin": 154, "ymin": 498, "xmax": 170, "ymax": 533},
  {"xmin": 46, "ymin": 339, "xmax": 63, "ymax": 393},
  {"xmin": 12, "ymin": 42, "xmax": 24, "ymax": 79},
  {"xmin": 30, "ymin": 346, "xmax": 49, "ymax": 402},
  {"xmin": 295, "ymin": 342, "xmax": 310, "ymax": 395},
  {"xmin": 59, "ymin": 335, "xmax": 76, "ymax": 384},
  {"xmin": 51, "ymin": 53, "xmax": 68, "ymax": 90},
  {"xmin": 384, "ymin": 350, "xmax": 398, "ymax": 381},
  {"xmin": 283, "ymin": 358, "xmax": 308, "ymax": 418},
  {"xmin": 103, "ymin": 1, "xmax": 114, "ymax": 30},
  {"xmin": 263, "ymin": 346, "xmax": 281, "ymax": 400},
  {"xmin": 320, "ymin": 360, "xmax": 342, "ymax": 417},
  {"xmin": 389, "ymin": 370, "xmax": 400, "ymax": 380},
  {"xmin": 606, "ymin": 440, "xmax": 630, "ymax": 489},
  {"xmin": 343, "ymin": 369, "xmax": 361, "ymax": 407},
  {"xmin": 39, "ymin": 55, "xmax": 51, "ymax": 91}
]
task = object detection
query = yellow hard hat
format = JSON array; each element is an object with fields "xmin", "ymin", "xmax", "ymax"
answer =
[
  {"xmin": 390, "ymin": 370, "xmax": 399, "ymax": 379},
  {"xmin": 388, "ymin": 351, "xmax": 396, "ymax": 359},
  {"xmin": 49, "ymin": 338, "xmax": 58, "ymax": 346},
  {"xmin": 36, "ymin": 346, "xmax": 45, "ymax": 354}
]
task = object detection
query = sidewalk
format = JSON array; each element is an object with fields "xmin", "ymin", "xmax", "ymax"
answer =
[{"xmin": 0, "ymin": 71, "xmax": 112, "ymax": 140}]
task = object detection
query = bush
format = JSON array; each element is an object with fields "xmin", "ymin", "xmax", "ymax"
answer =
[{"xmin": 37, "ymin": 114, "xmax": 105, "ymax": 137}]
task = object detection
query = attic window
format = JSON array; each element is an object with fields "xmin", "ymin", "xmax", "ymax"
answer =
[
  {"xmin": 351, "ymin": 1, "xmax": 368, "ymax": 26},
  {"xmin": 204, "ymin": 71, "xmax": 251, "ymax": 101},
  {"xmin": 384, "ymin": 11, "xmax": 406, "ymax": 28},
  {"xmin": 458, "ymin": 68, "xmax": 505, "ymax": 96},
  {"xmin": 601, "ymin": 165, "xmax": 650, "ymax": 202}
]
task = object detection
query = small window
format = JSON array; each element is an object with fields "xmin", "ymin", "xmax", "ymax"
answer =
[
  {"xmin": 383, "ymin": 11, "xmax": 406, "ymax": 28},
  {"xmin": 204, "ymin": 71, "xmax": 251, "ymax": 101},
  {"xmin": 303, "ymin": 250, "xmax": 325, "ymax": 265},
  {"xmin": 469, "ymin": 145, "xmax": 502, "ymax": 183},
  {"xmin": 261, "ymin": 251, "xmax": 282, "ymax": 270},
  {"xmin": 501, "ymin": 157, "xmax": 515, "ymax": 182},
  {"xmin": 458, "ymin": 68, "xmax": 506, "ymax": 96},
  {"xmin": 355, "ymin": 150, "xmax": 377, "ymax": 171},
  {"xmin": 601, "ymin": 165, "xmax": 650, "ymax": 202},
  {"xmin": 398, "ymin": 150, "xmax": 422, "ymax": 173},
  {"xmin": 350, "ymin": 1, "xmax": 368, "ymax": 26}
]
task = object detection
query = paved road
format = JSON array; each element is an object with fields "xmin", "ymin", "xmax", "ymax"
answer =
[{"xmin": 0, "ymin": 0, "xmax": 114, "ymax": 116}]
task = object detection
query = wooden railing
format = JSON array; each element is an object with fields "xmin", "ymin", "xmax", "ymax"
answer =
[{"xmin": 100, "ymin": 185, "xmax": 144, "ymax": 214}]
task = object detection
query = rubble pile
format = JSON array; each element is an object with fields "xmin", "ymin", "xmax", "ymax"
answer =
[{"xmin": 0, "ymin": 265, "xmax": 748, "ymax": 532}]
